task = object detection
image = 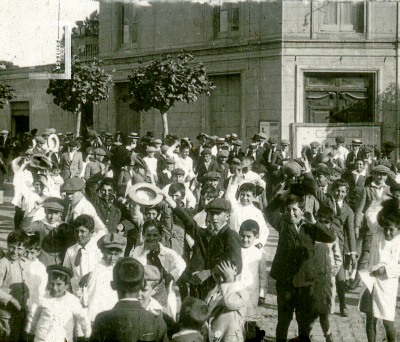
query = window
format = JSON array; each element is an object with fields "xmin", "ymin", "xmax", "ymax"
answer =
[
  {"xmin": 319, "ymin": 1, "xmax": 364, "ymax": 33},
  {"xmin": 304, "ymin": 73, "xmax": 374, "ymax": 123},
  {"xmin": 215, "ymin": 3, "xmax": 240, "ymax": 37},
  {"xmin": 120, "ymin": 4, "xmax": 137, "ymax": 47}
]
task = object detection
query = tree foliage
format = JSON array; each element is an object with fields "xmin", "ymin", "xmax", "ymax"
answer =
[
  {"xmin": 128, "ymin": 53, "xmax": 215, "ymax": 115},
  {"xmin": 0, "ymin": 81, "xmax": 14, "ymax": 109}
]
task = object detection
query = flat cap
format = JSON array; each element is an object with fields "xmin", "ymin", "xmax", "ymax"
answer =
[
  {"xmin": 335, "ymin": 136, "xmax": 345, "ymax": 143},
  {"xmin": 205, "ymin": 198, "xmax": 231, "ymax": 213},
  {"xmin": 0, "ymin": 130, "xmax": 9, "ymax": 134},
  {"xmin": 143, "ymin": 265, "xmax": 161, "ymax": 282},
  {"xmin": 281, "ymin": 139, "xmax": 290, "ymax": 146},
  {"xmin": 61, "ymin": 178, "xmax": 85, "ymax": 192},
  {"xmin": 152, "ymin": 139, "xmax": 162, "ymax": 145},
  {"xmin": 86, "ymin": 147, "xmax": 95, "ymax": 154},
  {"xmin": 315, "ymin": 163, "xmax": 332, "ymax": 177},
  {"xmin": 68, "ymin": 140, "xmax": 78, "ymax": 147},
  {"xmin": 204, "ymin": 171, "xmax": 221, "ymax": 180},
  {"xmin": 98, "ymin": 233, "xmax": 127, "ymax": 250},
  {"xmin": 171, "ymin": 168, "xmax": 185, "ymax": 176},
  {"xmin": 217, "ymin": 150, "xmax": 229, "ymax": 157},
  {"xmin": 258, "ymin": 132, "xmax": 268, "ymax": 140},
  {"xmin": 146, "ymin": 146, "xmax": 157, "ymax": 152},
  {"xmin": 201, "ymin": 148, "xmax": 212, "ymax": 156},
  {"xmin": 232, "ymin": 139, "xmax": 242, "ymax": 146},
  {"xmin": 310, "ymin": 141, "xmax": 320, "ymax": 148},
  {"xmin": 196, "ymin": 132, "xmax": 206, "ymax": 139},
  {"xmin": 282, "ymin": 161, "xmax": 302, "ymax": 178},
  {"xmin": 231, "ymin": 158, "xmax": 241, "ymax": 166},
  {"xmin": 165, "ymin": 157, "xmax": 175, "ymax": 164},
  {"xmin": 42, "ymin": 197, "xmax": 65, "ymax": 212},
  {"xmin": 210, "ymin": 135, "xmax": 218, "ymax": 141},
  {"xmin": 372, "ymin": 165, "xmax": 394, "ymax": 177},
  {"xmin": 47, "ymin": 265, "xmax": 73, "ymax": 279},
  {"xmin": 268, "ymin": 137, "xmax": 278, "ymax": 145},
  {"xmin": 352, "ymin": 139, "xmax": 362, "ymax": 145},
  {"xmin": 384, "ymin": 141, "xmax": 396, "ymax": 149},
  {"xmin": 36, "ymin": 136, "xmax": 46, "ymax": 144},
  {"xmin": 94, "ymin": 148, "xmax": 107, "ymax": 156},
  {"xmin": 105, "ymin": 132, "xmax": 113, "ymax": 138},
  {"xmin": 220, "ymin": 142, "xmax": 230, "ymax": 150}
]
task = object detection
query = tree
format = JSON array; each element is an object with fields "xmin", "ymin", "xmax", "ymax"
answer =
[
  {"xmin": 46, "ymin": 59, "xmax": 113, "ymax": 137},
  {"xmin": 0, "ymin": 81, "xmax": 14, "ymax": 109},
  {"xmin": 128, "ymin": 53, "xmax": 215, "ymax": 137}
]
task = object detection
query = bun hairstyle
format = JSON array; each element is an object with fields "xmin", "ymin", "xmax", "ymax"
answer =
[{"xmin": 378, "ymin": 199, "xmax": 400, "ymax": 228}]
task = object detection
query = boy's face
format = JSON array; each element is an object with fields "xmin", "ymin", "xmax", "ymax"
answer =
[
  {"xmin": 96, "ymin": 154, "xmax": 105, "ymax": 162},
  {"xmin": 172, "ymin": 174, "xmax": 185, "ymax": 184},
  {"xmin": 311, "ymin": 146, "xmax": 319, "ymax": 154},
  {"xmin": 202, "ymin": 193, "xmax": 215, "ymax": 207},
  {"xmin": 218, "ymin": 156, "xmax": 228, "ymax": 164},
  {"xmin": 103, "ymin": 248, "xmax": 123, "ymax": 266},
  {"xmin": 75, "ymin": 226, "xmax": 91, "ymax": 246},
  {"xmin": 180, "ymin": 148, "xmax": 190, "ymax": 159},
  {"xmin": 33, "ymin": 181, "xmax": 42, "ymax": 194},
  {"xmin": 333, "ymin": 186, "xmax": 348, "ymax": 201},
  {"xmin": 45, "ymin": 209, "xmax": 62, "ymax": 225},
  {"xmin": 171, "ymin": 191, "xmax": 183, "ymax": 202},
  {"xmin": 239, "ymin": 190, "xmax": 255, "ymax": 207},
  {"xmin": 53, "ymin": 168, "xmax": 61, "ymax": 176},
  {"xmin": 285, "ymin": 203, "xmax": 304, "ymax": 226},
  {"xmin": 206, "ymin": 179, "xmax": 219, "ymax": 188},
  {"xmin": 204, "ymin": 154, "xmax": 212, "ymax": 163},
  {"xmin": 100, "ymin": 184, "xmax": 114, "ymax": 202},
  {"xmin": 145, "ymin": 208, "xmax": 159, "ymax": 220},
  {"xmin": 65, "ymin": 190, "xmax": 84, "ymax": 205},
  {"xmin": 147, "ymin": 151, "xmax": 155, "ymax": 158},
  {"xmin": 8, "ymin": 243, "xmax": 26, "ymax": 261},
  {"xmin": 166, "ymin": 163, "xmax": 175, "ymax": 171},
  {"xmin": 25, "ymin": 248, "xmax": 40, "ymax": 261},
  {"xmin": 355, "ymin": 160, "xmax": 364, "ymax": 173},
  {"xmin": 240, "ymin": 230, "xmax": 257, "ymax": 248},
  {"xmin": 49, "ymin": 277, "xmax": 68, "ymax": 298},
  {"xmin": 374, "ymin": 172, "xmax": 388, "ymax": 185},
  {"xmin": 209, "ymin": 211, "xmax": 229, "ymax": 230},
  {"xmin": 138, "ymin": 280, "xmax": 157, "ymax": 307},
  {"xmin": 212, "ymin": 266, "xmax": 224, "ymax": 284},
  {"xmin": 144, "ymin": 226, "xmax": 162, "ymax": 250},
  {"xmin": 383, "ymin": 222, "xmax": 400, "ymax": 241}
]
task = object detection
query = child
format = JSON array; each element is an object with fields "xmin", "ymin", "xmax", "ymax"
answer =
[
  {"xmin": 238, "ymin": 220, "xmax": 267, "ymax": 320},
  {"xmin": 84, "ymin": 148, "xmax": 106, "ymax": 181},
  {"xmin": 206, "ymin": 260, "xmax": 248, "ymax": 342},
  {"xmin": 139, "ymin": 265, "xmax": 163, "ymax": 316},
  {"xmin": 90, "ymin": 258, "xmax": 168, "ymax": 342},
  {"xmin": 24, "ymin": 233, "xmax": 48, "ymax": 320},
  {"xmin": 85, "ymin": 233, "xmax": 126, "ymax": 323},
  {"xmin": 29, "ymin": 265, "xmax": 91, "ymax": 342},
  {"xmin": 194, "ymin": 186, "xmax": 219, "ymax": 228},
  {"xmin": 63, "ymin": 215, "xmax": 103, "ymax": 299},
  {"xmin": 49, "ymin": 163, "xmax": 64, "ymax": 198},
  {"xmin": 143, "ymin": 145, "xmax": 159, "ymax": 177},
  {"xmin": 359, "ymin": 199, "xmax": 400, "ymax": 342},
  {"xmin": 171, "ymin": 297, "xmax": 209, "ymax": 342},
  {"xmin": 226, "ymin": 181, "xmax": 269, "ymax": 248},
  {"xmin": 0, "ymin": 231, "xmax": 31, "ymax": 342}
]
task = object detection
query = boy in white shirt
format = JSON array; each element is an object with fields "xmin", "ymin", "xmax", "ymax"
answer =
[
  {"xmin": 143, "ymin": 145, "xmax": 159, "ymax": 177},
  {"xmin": 139, "ymin": 265, "xmax": 164, "ymax": 316},
  {"xmin": 85, "ymin": 233, "xmax": 126, "ymax": 323}
]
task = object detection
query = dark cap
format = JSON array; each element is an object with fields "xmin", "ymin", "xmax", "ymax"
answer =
[
  {"xmin": 281, "ymin": 139, "xmax": 290, "ymax": 146},
  {"xmin": 310, "ymin": 141, "xmax": 320, "ymax": 148},
  {"xmin": 143, "ymin": 265, "xmax": 161, "ymax": 282},
  {"xmin": 61, "ymin": 178, "xmax": 85, "ymax": 192},
  {"xmin": 205, "ymin": 198, "xmax": 231, "ymax": 213},
  {"xmin": 98, "ymin": 233, "xmax": 127, "ymax": 250},
  {"xmin": 335, "ymin": 136, "xmax": 345, "ymax": 144},
  {"xmin": 105, "ymin": 132, "xmax": 113, "ymax": 138},
  {"xmin": 42, "ymin": 197, "xmax": 65, "ymax": 212},
  {"xmin": 315, "ymin": 163, "xmax": 332, "ymax": 177},
  {"xmin": 68, "ymin": 140, "xmax": 78, "ymax": 147},
  {"xmin": 204, "ymin": 171, "xmax": 221, "ymax": 180},
  {"xmin": 179, "ymin": 297, "xmax": 209, "ymax": 327},
  {"xmin": 217, "ymin": 150, "xmax": 229, "ymax": 157},
  {"xmin": 372, "ymin": 165, "xmax": 395, "ymax": 177},
  {"xmin": 201, "ymin": 148, "xmax": 212, "ymax": 156},
  {"xmin": 47, "ymin": 265, "xmax": 73, "ymax": 279},
  {"xmin": 172, "ymin": 168, "xmax": 185, "ymax": 176},
  {"xmin": 268, "ymin": 137, "xmax": 278, "ymax": 145}
]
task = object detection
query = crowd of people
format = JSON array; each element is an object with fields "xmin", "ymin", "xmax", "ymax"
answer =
[{"xmin": 0, "ymin": 127, "xmax": 399, "ymax": 342}]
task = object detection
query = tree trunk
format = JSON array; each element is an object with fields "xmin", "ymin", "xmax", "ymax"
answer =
[
  {"xmin": 76, "ymin": 108, "xmax": 82, "ymax": 138},
  {"xmin": 161, "ymin": 112, "xmax": 168, "ymax": 139}
]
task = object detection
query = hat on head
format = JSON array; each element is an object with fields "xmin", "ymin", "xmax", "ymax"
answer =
[
  {"xmin": 201, "ymin": 148, "xmax": 212, "ymax": 156},
  {"xmin": 42, "ymin": 197, "xmax": 65, "ymax": 212},
  {"xmin": 281, "ymin": 139, "xmax": 290, "ymax": 146},
  {"xmin": 220, "ymin": 142, "xmax": 230, "ymax": 150},
  {"xmin": 232, "ymin": 139, "xmax": 242, "ymax": 146},
  {"xmin": 204, "ymin": 171, "xmax": 221, "ymax": 180},
  {"xmin": 105, "ymin": 132, "xmax": 113, "ymax": 138},
  {"xmin": 161, "ymin": 145, "xmax": 169, "ymax": 154},
  {"xmin": 165, "ymin": 157, "xmax": 175, "ymax": 164},
  {"xmin": 171, "ymin": 168, "xmax": 185, "ymax": 176},
  {"xmin": 146, "ymin": 145, "xmax": 157, "ymax": 152},
  {"xmin": 66, "ymin": 132, "xmax": 74, "ymax": 137},
  {"xmin": 352, "ymin": 139, "xmax": 362, "ymax": 145},
  {"xmin": 68, "ymin": 140, "xmax": 78, "ymax": 147},
  {"xmin": 315, "ymin": 163, "xmax": 332, "ymax": 177},
  {"xmin": 372, "ymin": 165, "xmax": 395, "ymax": 178},
  {"xmin": 205, "ymin": 198, "xmax": 231, "ymax": 213},
  {"xmin": 335, "ymin": 136, "xmax": 345, "ymax": 144},
  {"xmin": 210, "ymin": 135, "xmax": 218, "ymax": 141},
  {"xmin": 61, "ymin": 178, "xmax": 85, "ymax": 192},
  {"xmin": 147, "ymin": 131, "xmax": 155, "ymax": 138},
  {"xmin": 364, "ymin": 146, "xmax": 373, "ymax": 153},
  {"xmin": 231, "ymin": 158, "xmax": 241, "ymax": 166},
  {"xmin": 268, "ymin": 137, "xmax": 278, "ymax": 145},
  {"xmin": 143, "ymin": 265, "xmax": 161, "ymax": 282},
  {"xmin": 128, "ymin": 132, "xmax": 139, "ymax": 140},
  {"xmin": 249, "ymin": 143, "xmax": 257, "ymax": 149},
  {"xmin": 216, "ymin": 138, "xmax": 225, "ymax": 144},
  {"xmin": 251, "ymin": 134, "xmax": 260, "ymax": 141},
  {"xmin": 217, "ymin": 150, "xmax": 229, "ymax": 157},
  {"xmin": 310, "ymin": 141, "xmax": 320, "ymax": 148},
  {"xmin": 98, "ymin": 233, "xmax": 127, "ymax": 250},
  {"xmin": 57, "ymin": 133, "xmax": 63, "ymax": 137},
  {"xmin": 282, "ymin": 161, "xmax": 302, "ymax": 178},
  {"xmin": 94, "ymin": 148, "xmax": 107, "ymax": 156},
  {"xmin": 231, "ymin": 133, "xmax": 238, "ymax": 140},
  {"xmin": 196, "ymin": 132, "xmax": 206, "ymax": 140},
  {"xmin": 258, "ymin": 132, "xmax": 268, "ymax": 140},
  {"xmin": 384, "ymin": 141, "xmax": 396, "ymax": 150},
  {"xmin": 225, "ymin": 134, "xmax": 231, "ymax": 140},
  {"xmin": 0, "ymin": 130, "xmax": 9, "ymax": 134},
  {"xmin": 47, "ymin": 264, "xmax": 73, "ymax": 279},
  {"xmin": 36, "ymin": 136, "xmax": 46, "ymax": 144},
  {"xmin": 152, "ymin": 139, "xmax": 162, "ymax": 145},
  {"xmin": 86, "ymin": 147, "xmax": 95, "ymax": 154}
]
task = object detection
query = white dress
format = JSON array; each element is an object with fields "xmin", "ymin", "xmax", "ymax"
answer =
[{"xmin": 359, "ymin": 203, "xmax": 400, "ymax": 321}]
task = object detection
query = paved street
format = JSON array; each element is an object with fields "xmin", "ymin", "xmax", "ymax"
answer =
[{"xmin": 0, "ymin": 181, "xmax": 399, "ymax": 341}]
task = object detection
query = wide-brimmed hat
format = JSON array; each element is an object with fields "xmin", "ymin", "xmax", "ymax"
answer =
[{"xmin": 127, "ymin": 182, "xmax": 163, "ymax": 206}]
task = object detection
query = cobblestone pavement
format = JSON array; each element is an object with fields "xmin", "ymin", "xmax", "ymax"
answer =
[{"xmin": 0, "ymin": 181, "xmax": 399, "ymax": 341}]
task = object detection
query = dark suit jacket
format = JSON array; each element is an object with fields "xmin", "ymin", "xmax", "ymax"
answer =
[
  {"xmin": 209, "ymin": 161, "xmax": 229, "ymax": 187},
  {"xmin": 265, "ymin": 196, "xmax": 335, "ymax": 286},
  {"xmin": 344, "ymin": 171, "xmax": 366, "ymax": 210},
  {"xmin": 196, "ymin": 159, "xmax": 218, "ymax": 184},
  {"xmin": 346, "ymin": 150, "xmax": 364, "ymax": 170},
  {"xmin": 90, "ymin": 300, "xmax": 168, "ymax": 342},
  {"xmin": 60, "ymin": 151, "xmax": 83, "ymax": 179},
  {"xmin": 304, "ymin": 172, "xmax": 356, "ymax": 255}
]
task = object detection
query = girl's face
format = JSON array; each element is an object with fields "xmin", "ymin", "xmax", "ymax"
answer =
[
  {"xmin": 383, "ymin": 223, "xmax": 400, "ymax": 241},
  {"xmin": 239, "ymin": 191, "xmax": 255, "ymax": 207}
]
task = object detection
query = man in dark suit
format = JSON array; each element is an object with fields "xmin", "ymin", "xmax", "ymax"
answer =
[
  {"xmin": 165, "ymin": 196, "xmax": 242, "ymax": 300},
  {"xmin": 265, "ymin": 191, "xmax": 335, "ymax": 342},
  {"xmin": 305, "ymin": 141, "xmax": 321, "ymax": 170},
  {"xmin": 346, "ymin": 139, "xmax": 363, "ymax": 170},
  {"xmin": 262, "ymin": 137, "xmax": 279, "ymax": 202},
  {"xmin": 60, "ymin": 140, "xmax": 83, "ymax": 180},
  {"xmin": 90, "ymin": 257, "xmax": 168, "ymax": 342}
]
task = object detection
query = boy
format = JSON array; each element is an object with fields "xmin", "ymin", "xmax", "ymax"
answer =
[
  {"xmin": 172, "ymin": 297, "xmax": 209, "ymax": 342},
  {"xmin": 196, "ymin": 148, "xmax": 217, "ymax": 185},
  {"xmin": 265, "ymin": 191, "xmax": 336, "ymax": 342},
  {"xmin": 206, "ymin": 260, "xmax": 248, "ymax": 342},
  {"xmin": 139, "ymin": 265, "xmax": 163, "ymax": 316},
  {"xmin": 63, "ymin": 215, "xmax": 103, "ymax": 299},
  {"xmin": 0, "ymin": 231, "xmax": 31, "ymax": 342},
  {"xmin": 143, "ymin": 145, "xmax": 159, "ymax": 177},
  {"xmin": 90, "ymin": 258, "xmax": 169, "ymax": 342},
  {"xmin": 84, "ymin": 148, "xmax": 106, "ymax": 181},
  {"xmin": 30, "ymin": 265, "xmax": 91, "ymax": 342},
  {"xmin": 86, "ymin": 232, "xmax": 126, "ymax": 323},
  {"xmin": 239, "ymin": 220, "xmax": 267, "ymax": 318}
]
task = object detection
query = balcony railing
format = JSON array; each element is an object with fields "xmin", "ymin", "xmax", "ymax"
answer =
[{"xmin": 72, "ymin": 37, "xmax": 99, "ymax": 61}]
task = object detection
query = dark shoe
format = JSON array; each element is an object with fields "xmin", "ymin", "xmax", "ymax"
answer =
[
  {"xmin": 325, "ymin": 333, "xmax": 335, "ymax": 342},
  {"xmin": 340, "ymin": 307, "xmax": 349, "ymax": 317}
]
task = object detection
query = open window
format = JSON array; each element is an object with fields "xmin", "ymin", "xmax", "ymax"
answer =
[{"xmin": 214, "ymin": 3, "xmax": 240, "ymax": 38}]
